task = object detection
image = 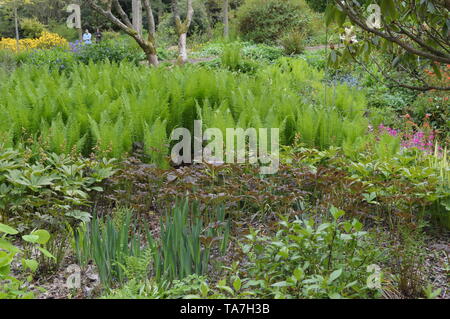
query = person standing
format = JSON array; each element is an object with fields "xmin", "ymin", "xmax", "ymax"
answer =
[
  {"xmin": 83, "ymin": 29, "xmax": 92, "ymax": 45},
  {"xmin": 95, "ymin": 28, "xmax": 103, "ymax": 43}
]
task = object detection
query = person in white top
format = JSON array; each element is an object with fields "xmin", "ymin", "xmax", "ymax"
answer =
[{"xmin": 83, "ymin": 29, "xmax": 92, "ymax": 45}]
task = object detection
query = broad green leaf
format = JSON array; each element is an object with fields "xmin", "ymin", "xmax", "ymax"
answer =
[
  {"xmin": 22, "ymin": 259, "xmax": 38, "ymax": 272},
  {"xmin": 0, "ymin": 238, "xmax": 20, "ymax": 254},
  {"xmin": 330, "ymin": 206, "xmax": 345, "ymax": 220},
  {"xmin": 22, "ymin": 234, "xmax": 39, "ymax": 243},
  {"xmin": 329, "ymin": 268, "xmax": 343, "ymax": 282},
  {"xmin": 233, "ymin": 277, "xmax": 242, "ymax": 291},
  {"xmin": 31, "ymin": 229, "xmax": 51, "ymax": 245},
  {"xmin": 271, "ymin": 281, "xmax": 291, "ymax": 287},
  {"xmin": 0, "ymin": 223, "xmax": 18, "ymax": 235},
  {"xmin": 294, "ymin": 268, "xmax": 304, "ymax": 281}
]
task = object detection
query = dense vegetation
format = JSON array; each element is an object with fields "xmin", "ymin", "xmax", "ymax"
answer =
[{"xmin": 0, "ymin": 0, "xmax": 449, "ymax": 300}]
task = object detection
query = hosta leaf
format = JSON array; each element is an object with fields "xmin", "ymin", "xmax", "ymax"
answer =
[
  {"xmin": 31, "ymin": 230, "xmax": 51, "ymax": 245},
  {"xmin": 0, "ymin": 238, "xmax": 20, "ymax": 254},
  {"xmin": 22, "ymin": 259, "xmax": 38, "ymax": 272},
  {"xmin": 0, "ymin": 223, "xmax": 18, "ymax": 235},
  {"xmin": 22, "ymin": 235, "xmax": 39, "ymax": 243}
]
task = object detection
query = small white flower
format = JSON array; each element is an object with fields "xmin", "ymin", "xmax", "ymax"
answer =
[{"xmin": 341, "ymin": 26, "xmax": 358, "ymax": 44}]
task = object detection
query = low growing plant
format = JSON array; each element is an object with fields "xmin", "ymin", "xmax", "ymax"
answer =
[{"xmin": 0, "ymin": 223, "xmax": 54, "ymax": 299}]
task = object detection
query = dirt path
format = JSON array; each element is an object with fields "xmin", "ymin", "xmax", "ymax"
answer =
[{"xmin": 305, "ymin": 44, "xmax": 343, "ymax": 51}]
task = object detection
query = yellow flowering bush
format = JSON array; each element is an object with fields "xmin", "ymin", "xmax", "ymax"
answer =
[{"xmin": 0, "ymin": 32, "xmax": 68, "ymax": 52}]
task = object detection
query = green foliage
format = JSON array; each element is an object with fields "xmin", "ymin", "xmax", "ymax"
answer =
[
  {"xmin": 0, "ymin": 146, "xmax": 116, "ymax": 230},
  {"xmin": 240, "ymin": 43, "xmax": 284, "ymax": 62},
  {"xmin": 47, "ymin": 22, "xmax": 79, "ymax": 42},
  {"xmin": 325, "ymin": 0, "xmax": 450, "ymax": 91},
  {"xmin": 0, "ymin": 223, "xmax": 54, "ymax": 299},
  {"xmin": 409, "ymin": 92, "xmax": 449, "ymax": 137},
  {"xmin": 236, "ymin": 0, "xmax": 313, "ymax": 44},
  {"xmin": 0, "ymin": 49, "xmax": 17, "ymax": 72},
  {"xmin": 143, "ymin": 118, "xmax": 169, "ymax": 168},
  {"xmin": 181, "ymin": 208, "xmax": 383, "ymax": 299},
  {"xmin": 73, "ymin": 207, "xmax": 143, "ymax": 288},
  {"xmin": 305, "ymin": 0, "xmax": 327, "ymax": 12},
  {"xmin": 20, "ymin": 17, "xmax": 46, "ymax": 38},
  {"xmin": 237, "ymin": 208, "xmax": 383, "ymax": 298},
  {"xmin": 0, "ymin": 59, "xmax": 370, "ymax": 164},
  {"xmin": 342, "ymin": 143, "xmax": 449, "ymax": 228},
  {"xmin": 74, "ymin": 200, "xmax": 230, "ymax": 289},
  {"xmin": 217, "ymin": 42, "xmax": 258, "ymax": 73},
  {"xmin": 220, "ymin": 42, "xmax": 243, "ymax": 70},
  {"xmin": 75, "ymin": 40, "xmax": 144, "ymax": 65},
  {"xmin": 280, "ymin": 30, "xmax": 306, "ymax": 55},
  {"xmin": 196, "ymin": 41, "xmax": 285, "ymax": 62},
  {"xmin": 102, "ymin": 274, "xmax": 205, "ymax": 299},
  {"xmin": 16, "ymin": 48, "xmax": 74, "ymax": 71},
  {"xmin": 150, "ymin": 200, "xmax": 230, "ymax": 282}
]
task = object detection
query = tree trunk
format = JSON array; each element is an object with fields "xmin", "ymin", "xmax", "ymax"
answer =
[
  {"xmin": 14, "ymin": 7, "xmax": 20, "ymax": 53},
  {"xmin": 147, "ymin": 52, "xmax": 159, "ymax": 66},
  {"xmin": 86, "ymin": 0, "xmax": 160, "ymax": 67},
  {"xmin": 172, "ymin": 0, "xmax": 194, "ymax": 65},
  {"xmin": 132, "ymin": 0, "xmax": 143, "ymax": 38},
  {"xmin": 137, "ymin": 37, "xmax": 159, "ymax": 67},
  {"xmin": 223, "ymin": 0, "xmax": 229, "ymax": 39},
  {"xmin": 177, "ymin": 33, "xmax": 188, "ymax": 64}
]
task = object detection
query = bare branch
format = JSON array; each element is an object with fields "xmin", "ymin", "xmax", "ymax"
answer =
[{"xmin": 112, "ymin": 0, "xmax": 133, "ymax": 29}]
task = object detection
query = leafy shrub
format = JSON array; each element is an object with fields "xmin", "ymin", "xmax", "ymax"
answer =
[
  {"xmin": 409, "ymin": 92, "xmax": 449, "ymax": 138},
  {"xmin": 238, "ymin": 207, "xmax": 383, "ymax": 298},
  {"xmin": 241, "ymin": 43, "xmax": 284, "ymax": 62},
  {"xmin": 0, "ymin": 146, "xmax": 116, "ymax": 232},
  {"xmin": 48, "ymin": 22, "xmax": 79, "ymax": 42},
  {"xmin": 157, "ymin": 0, "xmax": 211, "ymax": 38},
  {"xmin": 218, "ymin": 42, "xmax": 258, "ymax": 73},
  {"xmin": 236, "ymin": 0, "xmax": 313, "ymax": 44},
  {"xmin": 75, "ymin": 40, "xmax": 144, "ymax": 65},
  {"xmin": 176, "ymin": 208, "xmax": 383, "ymax": 299},
  {"xmin": 196, "ymin": 41, "xmax": 285, "ymax": 62},
  {"xmin": 16, "ymin": 48, "xmax": 75, "ymax": 72},
  {"xmin": 281, "ymin": 30, "xmax": 307, "ymax": 55},
  {"xmin": 107, "ymin": 144, "xmax": 438, "ymax": 226},
  {"xmin": 20, "ymin": 18, "xmax": 46, "ymax": 39},
  {"xmin": 305, "ymin": 0, "xmax": 328, "ymax": 12}
]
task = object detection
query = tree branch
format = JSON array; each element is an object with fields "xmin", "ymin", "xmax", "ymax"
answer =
[{"xmin": 334, "ymin": 0, "xmax": 450, "ymax": 64}]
